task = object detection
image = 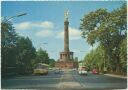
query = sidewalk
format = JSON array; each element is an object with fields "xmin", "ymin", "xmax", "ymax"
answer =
[{"xmin": 104, "ymin": 74, "xmax": 127, "ymax": 79}]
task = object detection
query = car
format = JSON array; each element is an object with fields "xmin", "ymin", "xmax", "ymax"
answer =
[
  {"xmin": 49, "ymin": 68, "xmax": 53, "ymax": 70},
  {"xmin": 54, "ymin": 68, "xmax": 61, "ymax": 74},
  {"xmin": 92, "ymin": 69, "xmax": 98, "ymax": 74},
  {"xmin": 78, "ymin": 70, "xmax": 87, "ymax": 75},
  {"xmin": 34, "ymin": 69, "xmax": 48, "ymax": 75},
  {"xmin": 73, "ymin": 68, "xmax": 77, "ymax": 71},
  {"xmin": 33, "ymin": 63, "xmax": 49, "ymax": 75},
  {"xmin": 78, "ymin": 66, "xmax": 87, "ymax": 75}
]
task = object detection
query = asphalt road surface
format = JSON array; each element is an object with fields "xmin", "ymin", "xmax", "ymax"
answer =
[{"xmin": 2, "ymin": 70, "xmax": 127, "ymax": 90}]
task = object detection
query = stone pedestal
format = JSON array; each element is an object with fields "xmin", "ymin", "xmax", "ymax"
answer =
[
  {"xmin": 55, "ymin": 61, "xmax": 74, "ymax": 69},
  {"xmin": 55, "ymin": 51, "xmax": 75, "ymax": 69},
  {"xmin": 59, "ymin": 52, "xmax": 73, "ymax": 61}
]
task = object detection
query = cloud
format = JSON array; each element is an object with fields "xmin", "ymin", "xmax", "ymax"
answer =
[
  {"xmin": 14, "ymin": 21, "xmax": 54, "ymax": 30},
  {"xmin": 56, "ymin": 27, "xmax": 81, "ymax": 40},
  {"xmin": 35, "ymin": 30, "xmax": 53, "ymax": 37},
  {"xmin": 39, "ymin": 21, "xmax": 54, "ymax": 29},
  {"xmin": 15, "ymin": 22, "xmax": 31, "ymax": 30}
]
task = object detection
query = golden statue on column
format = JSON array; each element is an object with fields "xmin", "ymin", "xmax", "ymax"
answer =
[{"xmin": 64, "ymin": 10, "xmax": 69, "ymax": 21}]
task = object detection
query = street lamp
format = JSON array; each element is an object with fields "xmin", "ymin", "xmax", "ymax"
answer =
[{"xmin": 3, "ymin": 13, "xmax": 27, "ymax": 22}]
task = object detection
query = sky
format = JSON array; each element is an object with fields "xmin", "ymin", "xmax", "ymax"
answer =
[{"xmin": 1, "ymin": 1, "xmax": 125, "ymax": 61}]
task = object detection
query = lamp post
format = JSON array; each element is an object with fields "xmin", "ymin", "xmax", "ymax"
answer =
[{"xmin": 3, "ymin": 13, "xmax": 27, "ymax": 22}]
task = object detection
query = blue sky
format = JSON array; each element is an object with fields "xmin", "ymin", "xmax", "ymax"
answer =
[{"xmin": 1, "ymin": 1, "xmax": 125, "ymax": 61}]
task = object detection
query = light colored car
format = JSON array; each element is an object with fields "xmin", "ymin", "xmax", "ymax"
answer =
[
  {"xmin": 78, "ymin": 66, "xmax": 87, "ymax": 75},
  {"xmin": 78, "ymin": 70, "xmax": 87, "ymax": 75},
  {"xmin": 33, "ymin": 63, "xmax": 48, "ymax": 75},
  {"xmin": 49, "ymin": 68, "xmax": 53, "ymax": 70},
  {"xmin": 34, "ymin": 69, "xmax": 48, "ymax": 75},
  {"xmin": 54, "ymin": 68, "xmax": 61, "ymax": 74},
  {"xmin": 73, "ymin": 68, "xmax": 77, "ymax": 71}
]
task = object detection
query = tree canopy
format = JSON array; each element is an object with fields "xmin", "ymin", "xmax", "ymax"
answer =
[
  {"xmin": 1, "ymin": 19, "xmax": 18, "ymax": 76},
  {"xmin": 80, "ymin": 3, "xmax": 127, "ymax": 74},
  {"xmin": 16, "ymin": 36, "xmax": 36, "ymax": 74},
  {"xmin": 35, "ymin": 48, "xmax": 49, "ymax": 64}
]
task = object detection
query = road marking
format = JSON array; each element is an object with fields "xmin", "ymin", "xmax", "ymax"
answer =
[
  {"xmin": 72, "ymin": 72, "xmax": 86, "ymax": 88},
  {"xmin": 57, "ymin": 70, "xmax": 83, "ymax": 90}
]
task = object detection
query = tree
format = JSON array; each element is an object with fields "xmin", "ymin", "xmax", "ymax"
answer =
[
  {"xmin": 1, "ymin": 19, "xmax": 18, "ymax": 76},
  {"xmin": 49, "ymin": 59, "xmax": 55, "ymax": 67},
  {"xmin": 83, "ymin": 45, "xmax": 105, "ymax": 72},
  {"xmin": 16, "ymin": 36, "xmax": 36, "ymax": 74},
  {"xmin": 119, "ymin": 38, "xmax": 127, "ymax": 74},
  {"xmin": 80, "ymin": 3, "xmax": 127, "ymax": 74},
  {"xmin": 35, "ymin": 48, "xmax": 49, "ymax": 65}
]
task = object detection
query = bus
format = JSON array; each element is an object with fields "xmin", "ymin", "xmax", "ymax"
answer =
[{"xmin": 33, "ymin": 63, "xmax": 49, "ymax": 75}]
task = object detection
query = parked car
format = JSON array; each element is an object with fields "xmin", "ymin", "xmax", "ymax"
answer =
[
  {"xmin": 92, "ymin": 69, "xmax": 98, "ymax": 74},
  {"xmin": 78, "ymin": 66, "xmax": 87, "ymax": 75},
  {"xmin": 73, "ymin": 68, "xmax": 77, "ymax": 71},
  {"xmin": 54, "ymin": 68, "xmax": 61, "ymax": 74},
  {"xmin": 49, "ymin": 68, "xmax": 53, "ymax": 70}
]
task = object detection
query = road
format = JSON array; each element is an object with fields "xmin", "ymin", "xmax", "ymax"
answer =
[{"xmin": 2, "ymin": 70, "xmax": 127, "ymax": 90}]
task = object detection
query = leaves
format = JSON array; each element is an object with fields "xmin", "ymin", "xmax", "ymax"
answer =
[
  {"xmin": 84, "ymin": 45, "xmax": 105, "ymax": 71},
  {"xmin": 35, "ymin": 48, "xmax": 49, "ymax": 64},
  {"xmin": 1, "ymin": 19, "xmax": 19, "ymax": 76},
  {"xmin": 119, "ymin": 38, "xmax": 127, "ymax": 72},
  {"xmin": 81, "ymin": 3, "xmax": 127, "ymax": 74},
  {"xmin": 16, "ymin": 36, "xmax": 36, "ymax": 74}
]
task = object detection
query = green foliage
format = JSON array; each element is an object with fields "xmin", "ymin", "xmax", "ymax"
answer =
[
  {"xmin": 119, "ymin": 38, "xmax": 127, "ymax": 73},
  {"xmin": 80, "ymin": 8, "xmax": 109, "ymax": 45},
  {"xmin": 16, "ymin": 36, "xmax": 36, "ymax": 74},
  {"xmin": 34, "ymin": 48, "xmax": 56, "ymax": 68},
  {"xmin": 1, "ymin": 19, "xmax": 18, "ymax": 76},
  {"xmin": 80, "ymin": 3, "xmax": 127, "ymax": 74},
  {"xmin": 1, "ymin": 18, "xmax": 56, "ymax": 77},
  {"xmin": 49, "ymin": 59, "xmax": 56, "ymax": 67},
  {"xmin": 84, "ymin": 45, "xmax": 105, "ymax": 72},
  {"xmin": 1, "ymin": 18, "xmax": 36, "ymax": 76},
  {"xmin": 35, "ymin": 48, "xmax": 49, "ymax": 65},
  {"xmin": 80, "ymin": 4, "xmax": 126, "ymax": 46}
]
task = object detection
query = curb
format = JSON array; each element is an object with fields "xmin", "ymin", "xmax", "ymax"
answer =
[{"xmin": 104, "ymin": 74, "xmax": 127, "ymax": 79}]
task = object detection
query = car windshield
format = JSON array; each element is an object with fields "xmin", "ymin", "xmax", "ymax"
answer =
[
  {"xmin": 36, "ymin": 63, "xmax": 48, "ymax": 69},
  {"xmin": 79, "ymin": 67, "xmax": 86, "ymax": 71},
  {"xmin": 82, "ymin": 67, "xmax": 86, "ymax": 70}
]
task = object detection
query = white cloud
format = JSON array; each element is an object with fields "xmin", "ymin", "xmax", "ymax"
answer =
[
  {"xmin": 56, "ymin": 27, "xmax": 81, "ymax": 40},
  {"xmin": 39, "ymin": 21, "xmax": 54, "ymax": 29},
  {"xmin": 35, "ymin": 30, "xmax": 53, "ymax": 37},
  {"xmin": 15, "ymin": 22, "xmax": 31, "ymax": 30},
  {"xmin": 14, "ymin": 21, "xmax": 54, "ymax": 30}
]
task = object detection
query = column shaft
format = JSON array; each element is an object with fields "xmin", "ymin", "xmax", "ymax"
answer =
[{"xmin": 64, "ymin": 21, "xmax": 69, "ymax": 52}]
